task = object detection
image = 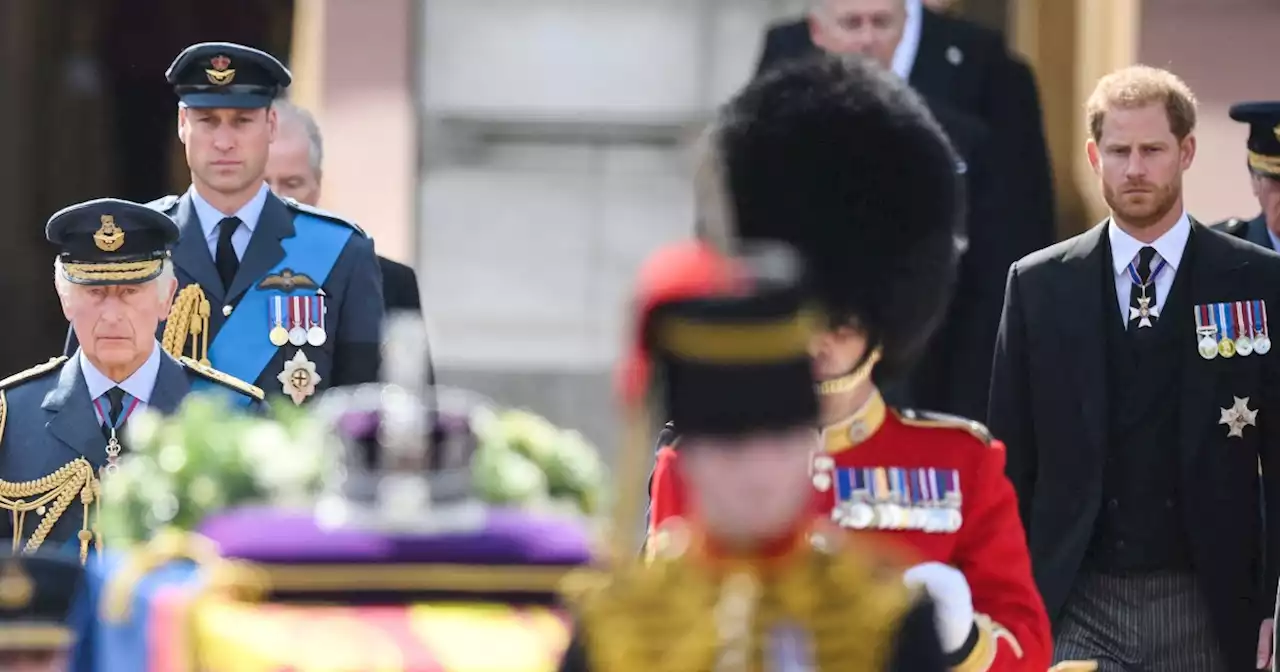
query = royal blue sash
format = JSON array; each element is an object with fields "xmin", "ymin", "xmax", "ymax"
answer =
[{"xmin": 191, "ymin": 213, "xmax": 353, "ymax": 405}]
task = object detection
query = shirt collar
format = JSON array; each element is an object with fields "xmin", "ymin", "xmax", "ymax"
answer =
[
  {"xmin": 189, "ymin": 182, "xmax": 270, "ymax": 240},
  {"xmin": 80, "ymin": 340, "xmax": 162, "ymax": 404},
  {"xmin": 891, "ymin": 0, "xmax": 923, "ymax": 79},
  {"xmin": 1108, "ymin": 210, "xmax": 1192, "ymax": 276}
]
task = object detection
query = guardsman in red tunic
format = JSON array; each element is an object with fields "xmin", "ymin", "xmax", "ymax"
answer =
[
  {"xmin": 560, "ymin": 234, "xmax": 949, "ymax": 672},
  {"xmin": 647, "ymin": 53, "xmax": 1052, "ymax": 672}
]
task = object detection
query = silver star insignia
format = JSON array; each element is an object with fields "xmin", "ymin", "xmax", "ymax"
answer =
[
  {"xmin": 1219, "ymin": 396, "xmax": 1259, "ymax": 438},
  {"xmin": 1129, "ymin": 296, "xmax": 1160, "ymax": 328}
]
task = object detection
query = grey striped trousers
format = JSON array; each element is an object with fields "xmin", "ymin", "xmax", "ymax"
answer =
[{"xmin": 1053, "ymin": 572, "xmax": 1228, "ymax": 672}]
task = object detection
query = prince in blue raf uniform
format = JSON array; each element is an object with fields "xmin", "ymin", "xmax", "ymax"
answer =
[
  {"xmin": 1216, "ymin": 101, "xmax": 1280, "ymax": 253},
  {"xmin": 66, "ymin": 42, "xmax": 385, "ymax": 406},
  {"xmin": 4, "ymin": 199, "xmax": 262, "ymax": 563}
]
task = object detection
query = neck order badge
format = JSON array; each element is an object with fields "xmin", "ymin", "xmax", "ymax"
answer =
[{"xmin": 93, "ymin": 390, "xmax": 140, "ymax": 476}]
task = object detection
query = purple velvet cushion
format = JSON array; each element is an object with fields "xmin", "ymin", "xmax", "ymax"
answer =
[{"xmin": 197, "ymin": 506, "xmax": 592, "ymax": 567}]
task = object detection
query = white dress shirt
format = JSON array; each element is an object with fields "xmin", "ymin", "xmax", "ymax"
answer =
[
  {"xmin": 1107, "ymin": 211, "xmax": 1191, "ymax": 328},
  {"xmin": 189, "ymin": 182, "xmax": 270, "ymax": 261},
  {"xmin": 80, "ymin": 340, "xmax": 162, "ymax": 424},
  {"xmin": 891, "ymin": 0, "xmax": 924, "ymax": 79}
]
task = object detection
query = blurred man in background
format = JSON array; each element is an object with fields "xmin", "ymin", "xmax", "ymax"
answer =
[
  {"xmin": 1217, "ymin": 102, "xmax": 1280, "ymax": 252},
  {"xmin": 759, "ymin": 0, "xmax": 1018, "ymax": 421},
  {"xmin": 266, "ymin": 99, "xmax": 423, "ymax": 317},
  {"xmin": 758, "ymin": 0, "xmax": 1054, "ymax": 256}
]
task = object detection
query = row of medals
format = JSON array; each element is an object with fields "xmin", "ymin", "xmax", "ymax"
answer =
[
  {"xmin": 812, "ymin": 462, "xmax": 963, "ymax": 534},
  {"xmin": 269, "ymin": 295, "xmax": 327, "ymax": 348},
  {"xmin": 1198, "ymin": 328, "xmax": 1271, "ymax": 360}
]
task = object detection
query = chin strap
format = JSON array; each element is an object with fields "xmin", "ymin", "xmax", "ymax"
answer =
[{"xmin": 817, "ymin": 347, "xmax": 882, "ymax": 396}]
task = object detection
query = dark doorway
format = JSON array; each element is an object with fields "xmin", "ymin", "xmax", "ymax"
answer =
[{"xmin": 0, "ymin": 0, "xmax": 292, "ymax": 378}]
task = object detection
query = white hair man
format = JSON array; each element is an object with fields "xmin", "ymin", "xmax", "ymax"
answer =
[
  {"xmin": 0, "ymin": 198, "xmax": 261, "ymax": 563},
  {"xmin": 265, "ymin": 98, "xmax": 423, "ymax": 316}
]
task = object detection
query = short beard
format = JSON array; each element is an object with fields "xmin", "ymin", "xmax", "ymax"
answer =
[{"xmin": 1103, "ymin": 180, "xmax": 1181, "ymax": 231}]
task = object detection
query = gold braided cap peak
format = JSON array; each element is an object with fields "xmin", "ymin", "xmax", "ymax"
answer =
[
  {"xmin": 178, "ymin": 357, "xmax": 265, "ymax": 401},
  {"xmin": 0, "ymin": 357, "xmax": 68, "ymax": 391}
]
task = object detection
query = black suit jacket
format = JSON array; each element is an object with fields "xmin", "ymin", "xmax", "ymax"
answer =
[
  {"xmin": 988, "ymin": 220, "xmax": 1280, "ymax": 672},
  {"xmin": 903, "ymin": 103, "xmax": 1014, "ymax": 420},
  {"xmin": 377, "ymin": 255, "xmax": 422, "ymax": 314},
  {"xmin": 757, "ymin": 11, "xmax": 1054, "ymax": 255}
]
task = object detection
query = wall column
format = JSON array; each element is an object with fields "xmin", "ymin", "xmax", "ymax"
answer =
[
  {"xmin": 1011, "ymin": 0, "xmax": 1140, "ymax": 236},
  {"xmin": 287, "ymin": 0, "xmax": 417, "ymax": 264}
]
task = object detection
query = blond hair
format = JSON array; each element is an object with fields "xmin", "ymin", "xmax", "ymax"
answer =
[{"xmin": 1086, "ymin": 65, "xmax": 1198, "ymax": 142}]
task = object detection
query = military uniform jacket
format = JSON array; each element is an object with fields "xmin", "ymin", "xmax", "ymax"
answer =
[
  {"xmin": 64, "ymin": 190, "xmax": 385, "ymax": 401},
  {"xmin": 988, "ymin": 220, "xmax": 1280, "ymax": 672},
  {"xmin": 1218, "ymin": 214, "xmax": 1277, "ymax": 253},
  {"xmin": 648, "ymin": 401, "xmax": 1051, "ymax": 672},
  {"xmin": 0, "ymin": 350, "xmax": 261, "ymax": 559},
  {"xmin": 558, "ymin": 522, "xmax": 948, "ymax": 672}
]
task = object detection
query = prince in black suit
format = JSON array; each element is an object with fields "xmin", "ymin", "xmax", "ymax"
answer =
[{"xmin": 989, "ymin": 66, "xmax": 1280, "ymax": 672}]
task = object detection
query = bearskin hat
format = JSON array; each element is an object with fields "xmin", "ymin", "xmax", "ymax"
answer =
[{"xmin": 700, "ymin": 55, "xmax": 965, "ymax": 379}]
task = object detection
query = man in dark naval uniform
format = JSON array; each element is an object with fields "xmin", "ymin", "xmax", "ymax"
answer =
[
  {"xmin": 989, "ymin": 65, "xmax": 1280, "ymax": 671},
  {"xmin": 1216, "ymin": 101, "xmax": 1280, "ymax": 255},
  {"xmin": 559, "ymin": 238, "xmax": 948, "ymax": 672},
  {"xmin": 66, "ymin": 42, "xmax": 385, "ymax": 407},
  {"xmin": 3, "ymin": 199, "xmax": 262, "ymax": 563}
]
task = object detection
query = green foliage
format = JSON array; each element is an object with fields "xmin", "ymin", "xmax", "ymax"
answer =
[
  {"xmin": 469, "ymin": 408, "xmax": 607, "ymax": 515},
  {"xmin": 98, "ymin": 394, "xmax": 334, "ymax": 546}
]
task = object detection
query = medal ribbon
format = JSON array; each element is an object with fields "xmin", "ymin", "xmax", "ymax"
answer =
[
  {"xmin": 291, "ymin": 296, "xmax": 303, "ymax": 330},
  {"xmin": 311, "ymin": 295, "xmax": 326, "ymax": 331},
  {"xmin": 1126, "ymin": 257, "xmax": 1168, "ymax": 289},
  {"xmin": 1235, "ymin": 302, "xmax": 1251, "ymax": 339},
  {"xmin": 1257, "ymin": 300, "xmax": 1269, "ymax": 338},
  {"xmin": 93, "ymin": 392, "xmax": 140, "ymax": 434},
  {"xmin": 1218, "ymin": 303, "xmax": 1235, "ymax": 341},
  {"xmin": 838, "ymin": 469, "xmax": 855, "ymax": 501},
  {"xmin": 271, "ymin": 296, "xmax": 285, "ymax": 331}
]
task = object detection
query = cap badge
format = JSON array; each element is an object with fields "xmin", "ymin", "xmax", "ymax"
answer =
[
  {"xmin": 206, "ymin": 55, "xmax": 236, "ymax": 86},
  {"xmin": 0, "ymin": 561, "xmax": 34, "ymax": 610},
  {"xmin": 94, "ymin": 214, "xmax": 125, "ymax": 252}
]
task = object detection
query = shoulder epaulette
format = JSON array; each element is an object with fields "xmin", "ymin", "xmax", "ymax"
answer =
[
  {"xmin": 897, "ymin": 408, "xmax": 993, "ymax": 444},
  {"xmin": 280, "ymin": 196, "xmax": 369, "ymax": 238},
  {"xmin": 0, "ymin": 357, "xmax": 67, "ymax": 391},
  {"xmin": 146, "ymin": 194, "xmax": 180, "ymax": 214},
  {"xmin": 179, "ymin": 357, "xmax": 265, "ymax": 401}
]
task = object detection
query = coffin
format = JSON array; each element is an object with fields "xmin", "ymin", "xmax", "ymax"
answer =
[{"xmin": 71, "ymin": 506, "xmax": 592, "ymax": 672}]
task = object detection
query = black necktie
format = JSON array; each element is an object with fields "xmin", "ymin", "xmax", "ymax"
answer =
[
  {"xmin": 105, "ymin": 387, "xmax": 125, "ymax": 424},
  {"xmin": 215, "ymin": 217, "xmax": 241, "ymax": 289},
  {"xmin": 1128, "ymin": 246, "xmax": 1159, "ymax": 331},
  {"xmin": 100, "ymin": 387, "xmax": 126, "ymax": 440}
]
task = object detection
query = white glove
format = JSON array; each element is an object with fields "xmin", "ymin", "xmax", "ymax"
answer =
[{"xmin": 903, "ymin": 561, "xmax": 975, "ymax": 654}]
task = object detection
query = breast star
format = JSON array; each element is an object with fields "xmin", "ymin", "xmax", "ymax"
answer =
[{"xmin": 1219, "ymin": 396, "xmax": 1258, "ymax": 438}]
